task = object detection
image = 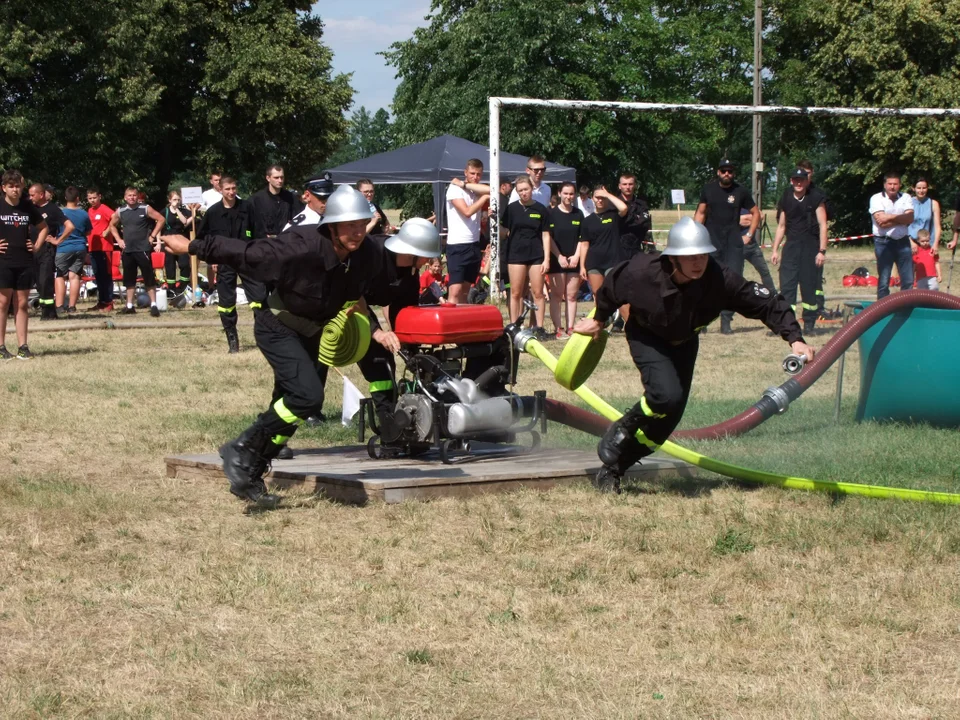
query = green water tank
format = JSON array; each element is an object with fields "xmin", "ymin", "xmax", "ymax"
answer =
[{"xmin": 854, "ymin": 303, "xmax": 960, "ymax": 427}]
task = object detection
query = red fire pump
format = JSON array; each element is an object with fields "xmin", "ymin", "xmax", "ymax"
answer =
[{"xmin": 357, "ymin": 303, "xmax": 548, "ymax": 462}]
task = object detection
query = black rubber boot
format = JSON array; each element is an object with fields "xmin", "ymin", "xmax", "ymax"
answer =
[
  {"xmin": 720, "ymin": 316, "xmax": 733, "ymax": 335},
  {"xmin": 219, "ymin": 424, "xmax": 281, "ymax": 507},
  {"xmin": 226, "ymin": 328, "xmax": 240, "ymax": 354},
  {"xmin": 803, "ymin": 318, "xmax": 816, "ymax": 336},
  {"xmin": 592, "ymin": 466, "xmax": 622, "ymax": 494},
  {"xmin": 597, "ymin": 408, "xmax": 648, "ymax": 471},
  {"xmin": 276, "ymin": 444, "xmax": 294, "ymax": 460}
]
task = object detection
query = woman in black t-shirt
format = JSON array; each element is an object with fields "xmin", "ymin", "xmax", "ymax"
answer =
[
  {"xmin": 548, "ymin": 182, "xmax": 584, "ymax": 337},
  {"xmin": 502, "ymin": 176, "xmax": 551, "ymax": 325},
  {"xmin": 163, "ymin": 190, "xmax": 195, "ymax": 290},
  {"xmin": 579, "ymin": 185, "xmax": 628, "ymax": 296}
]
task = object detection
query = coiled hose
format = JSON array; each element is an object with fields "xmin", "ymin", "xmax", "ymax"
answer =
[
  {"xmin": 534, "ymin": 291, "xmax": 960, "ymax": 504},
  {"xmin": 317, "ymin": 306, "xmax": 371, "ymax": 367}
]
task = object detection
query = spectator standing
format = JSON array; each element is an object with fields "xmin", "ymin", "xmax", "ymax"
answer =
[
  {"xmin": 201, "ymin": 172, "xmax": 223, "ymax": 211},
  {"xmin": 579, "ymin": 186, "xmax": 628, "ymax": 297},
  {"xmin": 502, "ymin": 176, "xmax": 550, "ymax": 328},
  {"xmin": 694, "ymin": 158, "xmax": 759, "ymax": 334},
  {"xmin": 868, "ymin": 172, "xmax": 915, "ymax": 298},
  {"xmin": 250, "ymin": 165, "xmax": 300, "ymax": 238},
  {"xmin": 357, "ymin": 179, "xmax": 395, "ymax": 236},
  {"xmin": 547, "ymin": 182, "xmax": 584, "ymax": 338},
  {"xmin": 445, "ymin": 160, "xmax": 490, "ymax": 304},
  {"xmin": 106, "ymin": 186, "xmax": 165, "ymax": 316},
  {"xmin": 197, "ymin": 176, "xmax": 264, "ymax": 352},
  {"xmin": 617, "ymin": 173, "xmax": 652, "ymax": 259},
  {"xmin": 509, "ymin": 155, "xmax": 553, "ymax": 207},
  {"xmin": 162, "ymin": 191, "xmax": 195, "ymax": 296},
  {"xmin": 913, "ymin": 229, "xmax": 941, "ymax": 290},
  {"xmin": 909, "ymin": 177, "xmax": 941, "ymax": 253},
  {"xmin": 577, "ymin": 185, "xmax": 596, "ymax": 217},
  {"xmin": 770, "ymin": 169, "xmax": 827, "ymax": 334},
  {"xmin": 57, "ymin": 187, "xmax": 92, "ymax": 315},
  {"xmin": 284, "ymin": 173, "xmax": 334, "ymax": 230},
  {"xmin": 86, "ymin": 187, "xmax": 115, "ymax": 311},
  {"xmin": 28, "ymin": 183, "xmax": 74, "ymax": 320},
  {"xmin": 739, "ymin": 208, "xmax": 777, "ymax": 292},
  {"xmin": 0, "ymin": 170, "xmax": 49, "ymax": 359}
]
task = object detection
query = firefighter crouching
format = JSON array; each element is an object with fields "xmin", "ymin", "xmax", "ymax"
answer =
[{"xmin": 572, "ymin": 217, "xmax": 816, "ymax": 494}]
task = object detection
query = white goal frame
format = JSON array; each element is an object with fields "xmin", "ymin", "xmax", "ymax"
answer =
[{"xmin": 486, "ymin": 97, "xmax": 960, "ymax": 292}]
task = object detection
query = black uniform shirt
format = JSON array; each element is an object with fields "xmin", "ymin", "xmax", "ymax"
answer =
[
  {"xmin": 502, "ymin": 200, "xmax": 549, "ymax": 263},
  {"xmin": 163, "ymin": 206, "xmax": 192, "ymax": 235},
  {"xmin": 250, "ymin": 187, "xmax": 299, "ymax": 237},
  {"xmin": 778, "ymin": 183, "xmax": 833, "ymax": 223},
  {"xmin": 199, "ymin": 199, "xmax": 254, "ymax": 242},
  {"xmin": 190, "ymin": 225, "xmax": 385, "ymax": 327},
  {"xmin": 0, "ymin": 197, "xmax": 45, "ymax": 267},
  {"xmin": 617, "ymin": 193, "xmax": 652, "ymax": 253},
  {"xmin": 582, "ymin": 208, "xmax": 623, "ymax": 271},
  {"xmin": 699, "ymin": 181, "xmax": 756, "ymax": 233},
  {"xmin": 780, "ymin": 189, "xmax": 825, "ymax": 248},
  {"xmin": 36, "ymin": 202, "xmax": 67, "ymax": 238},
  {"xmin": 548, "ymin": 206, "xmax": 584, "ymax": 257},
  {"xmin": 594, "ymin": 252, "xmax": 803, "ymax": 344}
]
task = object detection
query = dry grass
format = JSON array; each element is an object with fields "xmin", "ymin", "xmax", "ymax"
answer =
[{"xmin": 1, "ymin": 300, "xmax": 959, "ymax": 719}]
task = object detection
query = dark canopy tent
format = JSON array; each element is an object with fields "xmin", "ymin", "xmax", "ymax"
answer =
[{"xmin": 326, "ymin": 134, "xmax": 577, "ymax": 231}]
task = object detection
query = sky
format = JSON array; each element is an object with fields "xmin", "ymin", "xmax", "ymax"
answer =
[{"xmin": 315, "ymin": 0, "xmax": 433, "ymax": 117}]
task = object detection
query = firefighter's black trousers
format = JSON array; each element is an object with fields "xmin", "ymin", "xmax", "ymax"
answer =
[
  {"xmin": 357, "ymin": 341, "xmax": 397, "ymax": 414},
  {"xmin": 607, "ymin": 328, "xmax": 700, "ymax": 473},
  {"xmin": 216, "ymin": 264, "xmax": 266, "ymax": 332},
  {"xmin": 35, "ymin": 243, "xmax": 56, "ymax": 307},
  {"xmin": 778, "ymin": 240, "xmax": 820, "ymax": 325}
]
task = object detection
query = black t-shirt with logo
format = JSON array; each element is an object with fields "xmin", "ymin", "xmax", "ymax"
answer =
[
  {"xmin": 0, "ymin": 197, "xmax": 46, "ymax": 267},
  {"xmin": 582, "ymin": 208, "xmax": 623, "ymax": 271},
  {"xmin": 548, "ymin": 206, "xmax": 584, "ymax": 273},
  {"xmin": 699, "ymin": 180, "xmax": 756, "ymax": 238},
  {"xmin": 503, "ymin": 200, "xmax": 549, "ymax": 264},
  {"xmin": 36, "ymin": 202, "xmax": 67, "ymax": 239}
]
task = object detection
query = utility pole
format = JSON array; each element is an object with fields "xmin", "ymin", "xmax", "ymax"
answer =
[{"xmin": 752, "ymin": 0, "xmax": 763, "ymax": 210}]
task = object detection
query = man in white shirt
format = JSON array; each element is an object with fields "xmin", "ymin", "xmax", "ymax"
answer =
[
  {"xmin": 284, "ymin": 173, "xmax": 334, "ymax": 231},
  {"xmin": 868, "ymin": 172, "xmax": 915, "ymax": 298},
  {"xmin": 445, "ymin": 158, "xmax": 490, "ymax": 303},
  {"xmin": 509, "ymin": 154, "xmax": 552, "ymax": 207},
  {"xmin": 201, "ymin": 172, "xmax": 223, "ymax": 211},
  {"xmin": 577, "ymin": 184, "xmax": 596, "ymax": 216}
]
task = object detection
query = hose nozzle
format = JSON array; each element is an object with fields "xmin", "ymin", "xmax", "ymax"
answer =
[{"xmin": 782, "ymin": 353, "xmax": 806, "ymax": 375}]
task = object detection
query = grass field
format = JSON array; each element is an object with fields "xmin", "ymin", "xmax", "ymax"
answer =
[{"xmin": 1, "ymin": 275, "xmax": 959, "ymax": 717}]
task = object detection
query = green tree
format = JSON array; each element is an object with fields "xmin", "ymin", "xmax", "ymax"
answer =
[
  {"xmin": 384, "ymin": 0, "xmax": 759, "ymax": 210},
  {"xmin": 0, "ymin": 0, "xmax": 352, "ymax": 204},
  {"xmin": 327, "ymin": 106, "xmax": 395, "ymax": 166},
  {"xmin": 767, "ymin": 0, "xmax": 960, "ymax": 234}
]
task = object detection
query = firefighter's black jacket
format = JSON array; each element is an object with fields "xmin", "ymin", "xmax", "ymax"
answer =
[
  {"xmin": 190, "ymin": 225, "xmax": 387, "ymax": 326},
  {"xmin": 594, "ymin": 252, "xmax": 804, "ymax": 345}
]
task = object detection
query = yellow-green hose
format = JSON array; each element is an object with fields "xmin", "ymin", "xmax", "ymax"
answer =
[
  {"xmin": 317, "ymin": 305, "xmax": 371, "ymax": 367},
  {"xmin": 525, "ymin": 339, "xmax": 960, "ymax": 505}
]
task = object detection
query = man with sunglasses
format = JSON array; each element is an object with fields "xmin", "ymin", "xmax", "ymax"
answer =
[
  {"xmin": 694, "ymin": 158, "xmax": 760, "ymax": 334},
  {"xmin": 509, "ymin": 155, "xmax": 552, "ymax": 207}
]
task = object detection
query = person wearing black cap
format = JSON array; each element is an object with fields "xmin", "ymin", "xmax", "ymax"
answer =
[
  {"xmin": 770, "ymin": 168, "xmax": 827, "ymax": 334},
  {"xmin": 284, "ymin": 173, "xmax": 334, "ymax": 230},
  {"xmin": 694, "ymin": 158, "xmax": 760, "ymax": 334}
]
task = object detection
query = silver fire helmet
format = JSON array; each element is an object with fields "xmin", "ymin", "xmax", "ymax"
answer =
[
  {"xmin": 662, "ymin": 217, "xmax": 716, "ymax": 256},
  {"xmin": 384, "ymin": 218, "xmax": 442, "ymax": 258},
  {"xmin": 318, "ymin": 185, "xmax": 374, "ymax": 226}
]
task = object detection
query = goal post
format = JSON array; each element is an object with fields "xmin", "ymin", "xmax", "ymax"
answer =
[{"xmin": 486, "ymin": 96, "xmax": 960, "ymax": 293}]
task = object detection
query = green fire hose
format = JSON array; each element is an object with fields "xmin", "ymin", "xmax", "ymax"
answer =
[
  {"xmin": 317, "ymin": 305, "xmax": 371, "ymax": 367},
  {"xmin": 525, "ymin": 338, "xmax": 960, "ymax": 505}
]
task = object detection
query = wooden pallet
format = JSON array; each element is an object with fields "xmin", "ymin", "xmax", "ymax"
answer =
[{"xmin": 165, "ymin": 444, "xmax": 701, "ymax": 505}]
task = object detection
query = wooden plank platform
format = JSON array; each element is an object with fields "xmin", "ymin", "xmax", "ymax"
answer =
[{"xmin": 165, "ymin": 444, "xmax": 701, "ymax": 504}]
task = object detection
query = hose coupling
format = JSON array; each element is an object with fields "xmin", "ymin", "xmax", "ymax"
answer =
[
  {"xmin": 782, "ymin": 353, "xmax": 807, "ymax": 375},
  {"xmin": 513, "ymin": 328, "xmax": 537, "ymax": 352},
  {"xmin": 762, "ymin": 386, "xmax": 791, "ymax": 415}
]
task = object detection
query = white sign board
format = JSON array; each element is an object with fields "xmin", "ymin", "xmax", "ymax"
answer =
[
  {"xmin": 181, "ymin": 186, "xmax": 204, "ymax": 205},
  {"xmin": 671, "ymin": 189, "xmax": 686, "ymax": 205}
]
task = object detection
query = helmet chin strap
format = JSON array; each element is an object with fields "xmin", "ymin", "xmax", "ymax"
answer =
[{"xmin": 668, "ymin": 256, "xmax": 697, "ymax": 283}]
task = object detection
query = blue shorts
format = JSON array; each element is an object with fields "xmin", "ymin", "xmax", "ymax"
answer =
[{"xmin": 446, "ymin": 243, "xmax": 481, "ymax": 285}]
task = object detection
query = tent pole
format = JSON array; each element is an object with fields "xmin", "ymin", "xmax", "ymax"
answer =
[{"xmin": 488, "ymin": 97, "xmax": 501, "ymax": 302}]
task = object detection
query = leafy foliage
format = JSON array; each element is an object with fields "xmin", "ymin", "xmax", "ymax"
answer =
[{"xmin": 0, "ymin": 0, "xmax": 352, "ymax": 203}]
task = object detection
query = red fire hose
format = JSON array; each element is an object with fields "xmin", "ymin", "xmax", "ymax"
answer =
[{"xmin": 544, "ymin": 291, "xmax": 960, "ymax": 439}]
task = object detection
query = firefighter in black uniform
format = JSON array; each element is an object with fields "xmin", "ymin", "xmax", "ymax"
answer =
[
  {"xmin": 249, "ymin": 164, "xmax": 301, "ymax": 239},
  {"xmin": 573, "ymin": 217, "xmax": 815, "ymax": 493},
  {"xmin": 161, "ymin": 185, "xmax": 390, "ymax": 506},
  {"xmin": 359, "ymin": 218, "xmax": 443, "ymax": 439},
  {"xmin": 197, "ymin": 176, "xmax": 265, "ymax": 353},
  {"xmin": 770, "ymin": 168, "xmax": 828, "ymax": 334}
]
